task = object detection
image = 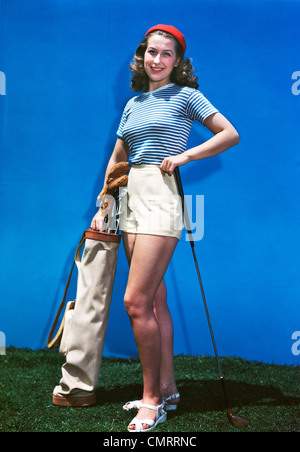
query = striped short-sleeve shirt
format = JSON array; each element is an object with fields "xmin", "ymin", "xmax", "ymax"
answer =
[{"xmin": 117, "ymin": 83, "xmax": 218, "ymax": 165}]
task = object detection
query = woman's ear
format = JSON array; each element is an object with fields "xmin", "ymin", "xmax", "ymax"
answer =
[{"xmin": 174, "ymin": 57, "xmax": 181, "ymax": 68}]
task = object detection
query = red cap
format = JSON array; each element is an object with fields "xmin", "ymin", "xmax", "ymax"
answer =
[{"xmin": 145, "ymin": 24, "xmax": 186, "ymax": 55}]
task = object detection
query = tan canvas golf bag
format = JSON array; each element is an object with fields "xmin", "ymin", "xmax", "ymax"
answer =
[{"xmin": 47, "ymin": 229, "xmax": 121, "ymax": 400}]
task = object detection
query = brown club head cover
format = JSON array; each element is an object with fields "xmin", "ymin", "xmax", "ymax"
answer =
[
  {"xmin": 107, "ymin": 161, "xmax": 130, "ymax": 180},
  {"xmin": 106, "ymin": 174, "xmax": 128, "ymax": 195},
  {"xmin": 98, "ymin": 162, "xmax": 130, "ymax": 198}
]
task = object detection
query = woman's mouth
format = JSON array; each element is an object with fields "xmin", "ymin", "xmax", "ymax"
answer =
[{"xmin": 151, "ymin": 67, "xmax": 164, "ymax": 73}]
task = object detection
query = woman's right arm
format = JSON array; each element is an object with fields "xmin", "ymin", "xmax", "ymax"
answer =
[
  {"xmin": 102, "ymin": 137, "xmax": 130, "ymax": 182},
  {"xmin": 91, "ymin": 138, "xmax": 129, "ymax": 231}
]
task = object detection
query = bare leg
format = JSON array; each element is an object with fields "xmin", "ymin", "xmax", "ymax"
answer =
[
  {"xmin": 153, "ymin": 281, "xmax": 179, "ymax": 404},
  {"xmin": 122, "ymin": 233, "xmax": 178, "ymax": 430},
  {"xmin": 123, "ymin": 233, "xmax": 179, "ymax": 407}
]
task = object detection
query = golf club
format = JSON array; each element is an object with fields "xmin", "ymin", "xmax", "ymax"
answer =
[
  {"xmin": 174, "ymin": 166, "xmax": 250, "ymax": 429},
  {"xmin": 98, "ymin": 166, "xmax": 129, "ymax": 233},
  {"xmin": 110, "ymin": 187, "xmax": 127, "ymax": 234}
]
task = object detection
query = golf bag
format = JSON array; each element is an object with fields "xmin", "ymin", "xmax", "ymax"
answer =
[{"xmin": 47, "ymin": 229, "xmax": 121, "ymax": 393}]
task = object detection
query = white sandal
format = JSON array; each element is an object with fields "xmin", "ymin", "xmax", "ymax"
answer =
[
  {"xmin": 127, "ymin": 403, "xmax": 167, "ymax": 433},
  {"xmin": 123, "ymin": 392, "xmax": 180, "ymax": 412}
]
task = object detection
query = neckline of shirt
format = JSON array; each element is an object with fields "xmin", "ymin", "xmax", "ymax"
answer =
[{"xmin": 143, "ymin": 83, "xmax": 175, "ymax": 96}]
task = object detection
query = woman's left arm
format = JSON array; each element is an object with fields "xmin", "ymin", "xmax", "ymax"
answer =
[{"xmin": 160, "ymin": 113, "xmax": 239, "ymax": 175}]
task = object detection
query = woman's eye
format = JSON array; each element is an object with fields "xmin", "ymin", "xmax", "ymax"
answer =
[{"xmin": 147, "ymin": 49, "xmax": 172, "ymax": 57}]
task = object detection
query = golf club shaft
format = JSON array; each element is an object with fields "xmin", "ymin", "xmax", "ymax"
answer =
[{"xmin": 174, "ymin": 167, "xmax": 229, "ymax": 406}]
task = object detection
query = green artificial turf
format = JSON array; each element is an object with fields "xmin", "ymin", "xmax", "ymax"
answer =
[{"xmin": 0, "ymin": 348, "xmax": 299, "ymax": 432}]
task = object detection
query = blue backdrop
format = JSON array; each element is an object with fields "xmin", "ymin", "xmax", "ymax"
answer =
[{"xmin": 0, "ymin": 0, "xmax": 299, "ymax": 365}]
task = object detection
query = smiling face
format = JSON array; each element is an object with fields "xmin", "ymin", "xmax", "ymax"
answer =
[{"xmin": 144, "ymin": 33, "xmax": 180, "ymax": 91}]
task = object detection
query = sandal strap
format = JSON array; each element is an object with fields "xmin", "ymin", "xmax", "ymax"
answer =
[
  {"xmin": 164, "ymin": 392, "xmax": 180, "ymax": 403},
  {"xmin": 140, "ymin": 402, "xmax": 164, "ymax": 412}
]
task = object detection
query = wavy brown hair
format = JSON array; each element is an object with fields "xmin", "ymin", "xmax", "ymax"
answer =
[{"xmin": 130, "ymin": 30, "xmax": 199, "ymax": 92}]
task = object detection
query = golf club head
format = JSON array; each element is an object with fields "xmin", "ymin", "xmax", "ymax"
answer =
[{"xmin": 227, "ymin": 409, "xmax": 250, "ymax": 428}]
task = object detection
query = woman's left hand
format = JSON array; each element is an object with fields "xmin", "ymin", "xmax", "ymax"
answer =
[{"xmin": 160, "ymin": 154, "xmax": 189, "ymax": 176}]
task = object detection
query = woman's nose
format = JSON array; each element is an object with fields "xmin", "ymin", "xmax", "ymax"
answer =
[{"xmin": 153, "ymin": 53, "xmax": 161, "ymax": 64}]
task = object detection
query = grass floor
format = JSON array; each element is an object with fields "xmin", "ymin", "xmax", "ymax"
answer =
[{"xmin": 0, "ymin": 347, "xmax": 299, "ymax": 433}]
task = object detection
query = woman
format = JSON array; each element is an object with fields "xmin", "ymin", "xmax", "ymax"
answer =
[{"xmin": 91, "ymin": 24, "xmax": 239, "ymax": 432}]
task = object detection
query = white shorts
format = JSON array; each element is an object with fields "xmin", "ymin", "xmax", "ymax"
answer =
[{"xmin": 119, "ymin": 164, "xmax": 184, "ymax": 241}]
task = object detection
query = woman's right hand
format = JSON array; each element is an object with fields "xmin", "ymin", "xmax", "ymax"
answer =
[{"xmin": 90, "ymin": 209, "xmax": 106, "ymax": 231}]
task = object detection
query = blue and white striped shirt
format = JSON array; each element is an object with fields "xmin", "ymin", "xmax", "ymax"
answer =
[{"xmin": 117, "ymin": 83, "xmax": 218, "ymax": 165}]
